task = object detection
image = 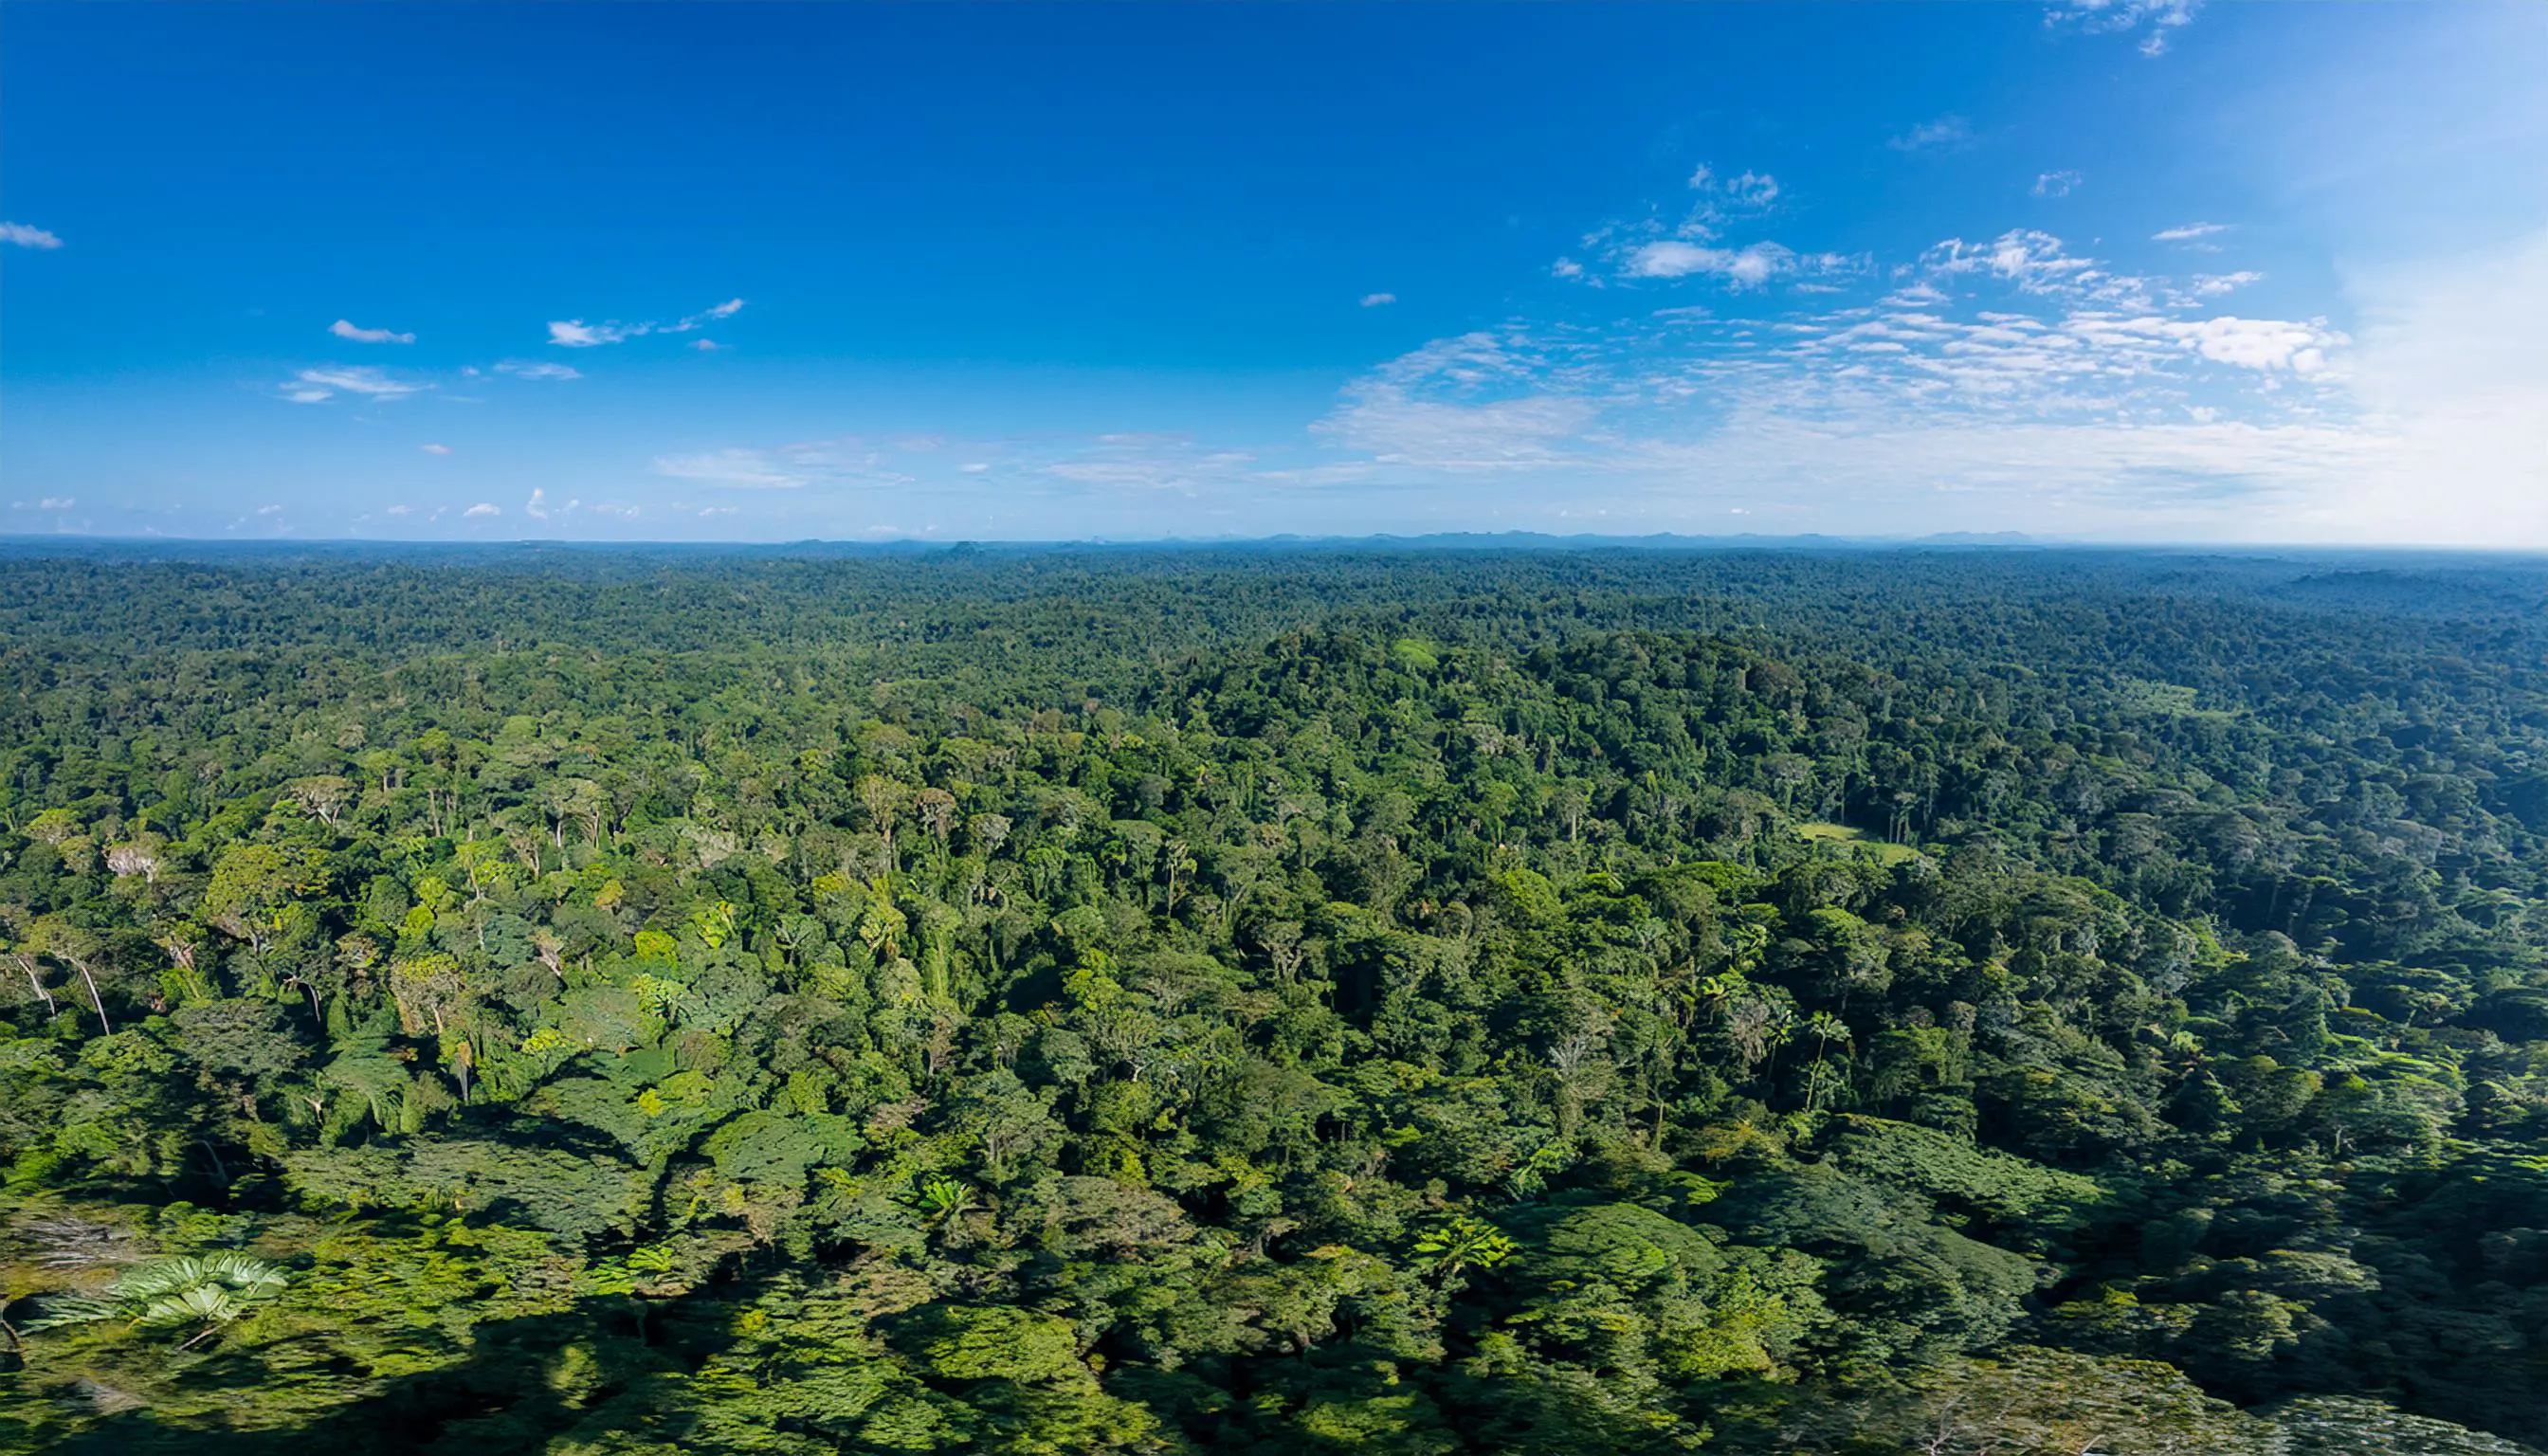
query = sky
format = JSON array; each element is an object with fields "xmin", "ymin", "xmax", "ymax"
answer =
[{"xmin": 3, "ymin": 2, "xmax": 2544, "ymax": 545}]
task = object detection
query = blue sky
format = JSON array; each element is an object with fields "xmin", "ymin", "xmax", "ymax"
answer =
[{"xmin": 4, "ymin": 3, "xmax": 2543, "ymax": 543}]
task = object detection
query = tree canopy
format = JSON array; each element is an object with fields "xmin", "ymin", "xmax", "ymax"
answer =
[{"xmin": 2, "ymin": 542, "xmax": 2544, "ymax": 1453}]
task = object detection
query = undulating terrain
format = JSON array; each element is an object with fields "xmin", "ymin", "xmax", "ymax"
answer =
[{"xmin": 1, "ymin": 542, "xmax": 2544, "ymax": 1453}]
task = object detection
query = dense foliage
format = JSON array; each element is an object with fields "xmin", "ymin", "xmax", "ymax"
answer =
[{"xmin": 2, "ymin": 543, "xmax": 2544, "ymax": 1454}]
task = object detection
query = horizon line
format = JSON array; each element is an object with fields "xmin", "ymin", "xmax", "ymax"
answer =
[{"xmin": 3, "ymin": 529, "xmax": 2546, "ymax": 558}]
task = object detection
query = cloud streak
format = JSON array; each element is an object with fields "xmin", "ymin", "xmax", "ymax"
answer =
[
  {"xmin": 1280, "ymin": 214, "xmax": 2386, "ymax": 537},
  {"xmin": 282, "ymin": 366, "xmax": 429, "ymax": 404},
  {"xmin": 2047, "ymin": 0, "xmax": 2201, "ymax": 57},
  {"xmin": 549, "ymin": 297, "xmax": 748, "ymax": 347},
  {"xmin": 654, "ymin": 448, "xmax": 810, "ymax": 489},
  {"xmin": 497, "ymin": 360, "xmax": 583, "ymax": 381},
  {"xmin": 330, "ymin": 318, "xmax": 414, "ymax": 344},
  {"xmin": 1889, "ymin": 116, "xmax": 1973, "ymax": 152},
  {"xmin": 1, "ymin": 222, "xmax": 64, "ymax": 249}
]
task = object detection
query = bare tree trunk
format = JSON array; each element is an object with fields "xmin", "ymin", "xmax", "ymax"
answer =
[
  {"xmin": 14, "ymin": 955, "xmax": 56, "ymax": 1018},
  {"xmin": 71, "ymin": 959, "xmax": 109, "ymax": 1034}
]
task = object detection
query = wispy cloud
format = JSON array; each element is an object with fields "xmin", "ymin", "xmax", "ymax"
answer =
[
  {"xmin": 549, "ymin": 320, "xmax": 639, "ymax": 348},
  {"xmin": 2047, "ymin": 0, "xmax": 2200, "ymax": 57},
  {"xmin": 1, "ymin": 222, "xmax": 64, "ymax": 249},
  {"xmin": 462, "ymin": 502, "xmax": 500, "ymax": 519},
  {"xmin": 1288, "ymin": 209, "xmax": 2366, "ymax": 538},
  {"xmin": 549, "ymin": 297, "xmax": 748, "ymax": 348},
  {"xmin": 1628, "ymin": 241, "xmax": 1797, "ymax": 286},
  {"xmin": 1360, "ymin": 292, "xmax": 1398, "ymax": 307},
  {"xmin": 1917, "ymin": 228, "xmax": 2146, "ymax": 304},
  {"xmin": 330, "ymin": 318, "xmax": 414, "ymax": 344},
  {"xmin": 420, "ymin": 443, "xmax": 452, "ymax": 456},
  {"xmin": 1889, "ymin": 116, "xmax": 1973, "ymax": 152},
  {"xmin": 1624, "ymin": 241, "xmax": 1862, "ymax": 290},
  {"xmin": 1721, "ymin": 171, "xmax": 1780, "ymax": 207},
  {"xmin": 1043, "ymin": 435, "xmax": 1258, "ymax": 493},
  {"xmin": 524, "ymin": 488, "xmax": 578, "ymax": 519},
  {"xmin": 282, "ymin": 366, "xmax": 428, "ymax": 404},
  {"xmin": 2153, "ymin": 222, "xmax": 2229, "ymax": 243},
  {"xmin": 2034, "ymin": 171, "xmax": 2084, "ymax": 198},
  {"xmin": 496, "ymin": 360, "xmax": 582, "ymax": 381},
  {"xmin": 2193, "ymin": 271, "xmax": 2264, "ymax": 297},
  {"xmin": 654, "ymin": 448, "xmax": 809, "ymax": 489},
  {"xmin": 1684, "ymin": 163, "xmax": 1780, "ymax": 209}
]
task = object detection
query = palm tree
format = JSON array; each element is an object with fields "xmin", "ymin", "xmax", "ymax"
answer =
[
  {"xmin": 1798, "ymin": 1010, "xmax": 1857, "ymax": 1113},
  {"xmin": 25, "ymin": 1252, "xmax": 289, "ymax": 1350},
  {"xmin": 913, "ymin": 1174, "xmax": 979, "ymax": 1247},
  {"xmin": 1412, "ymin": 1215, "xmax": 1515, "ymax": 1283}
]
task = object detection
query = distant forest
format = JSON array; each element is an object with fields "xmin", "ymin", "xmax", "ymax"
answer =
[{"xmin": 1, "ymin": 542, "xmax": 2544, "ymax": 1454}]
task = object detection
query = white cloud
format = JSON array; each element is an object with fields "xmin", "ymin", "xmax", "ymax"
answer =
[
  {"xmin": 1283, "ymin": 196, "xmax": 2387, "ymax": 540},
  {"xmin": 1316, "ymin": 389, "xmax": 1595, "ymax": 474},
  {"xmin": 284, "ymin": 366, "xmax": 428, "ymax": 403},
  {"xmin": 38, "ymin": 496, "xmax": 74, "ymax": 510},
  {"xmin": 1303, "ymin": 330, "xmax": 1605, "ymax": 475},
  {"xmin": 1552, "ymin": 259, "xmax": 1586, "ymax": 280},
  {"xmin": 548, "ymin": 319, "xmax": 639, "ymax": 348},
  {"xmin": 2034, "ymin": 171, "xmax": 2084, "ymax": 198},
  {"xmin": 2153, "ymin": 222, "xmax": 2229, "ymax": 243},
  {"xmin": 1919, "ymin": 229, "xmax": 2147, "ymax": 306},
  {"xmin": 1360, "ymin": 292, "xmax": 1397, "ymax": 307},
  {"xmin": 257, "ymin": 504, "xmax": 283, "ymax": 517},
  {"xmin": 959, "ymin": 463, "xmax": 991, "ymax": 474},
  {"xmin": 385, "ymin": 504, "xmax": 414, "ymax": 517},
  {"xmin": 1684, "ymin": 163, "xmax": 1778, "ymax": 209},
  {"xmin": 1889, "ymin": 116, "xmax": 1973, "ymax": 152},
  {"xmin": 421, "ymin": 443, "xmax": 451, "ymax": 455},
  {"xmin": 654, "ymin": 448, "xmax": 809, "ymax": 489},
  {"xmin": 1041, "ymin": 434, "xmax": 1260, "ymax": 493},
  {"xmin": 550, "ymin": 297, "xmax": 746, "ymax": 347},
  {"xmin": 496, "ymin": 360, "xmax": 582, "ymax": 380},
  {"xmin": 330, "ymin": 318, "xmax": 414, "ymax": 344},
  {"xmin": 463, "ymin": 502, "xmax": 500, "ymax": 518},
  {"xmin": 0, "ymin": 222, "xmax": 63, "ymax": 249},
  {"xmin": 525, "ymin": 488, "xmax": 551, "ymax": 519},
  {"xmin": 2160, "ymin": 315, "xmax": 2339, "ymax": 373},
  {"xmin": 2192, "ymin": 271, "xmax": 2264, "ymax": 297},
  {"xmin": 690, "ymin": 338, "xmax": 727, "ymax": 352},
  {"xmin": 1628, "ymin": 241, "xmax": 1797, "ymax": 286},
  {"xmin": 2047, "ymin": 0, "xmax": 2200, "ymax": 57},
  {"xmin": 1723, "ymin": 171, "xmax": 1779, "ymax": 207}
]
